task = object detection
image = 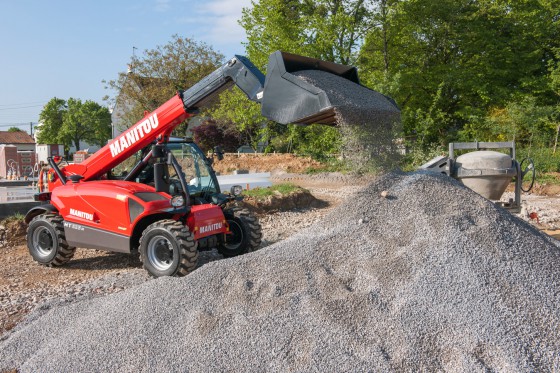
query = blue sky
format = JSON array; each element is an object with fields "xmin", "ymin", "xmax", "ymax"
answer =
[{"xmin": 0, "ymin": 0, "xmax": 252, "ymax": 131}]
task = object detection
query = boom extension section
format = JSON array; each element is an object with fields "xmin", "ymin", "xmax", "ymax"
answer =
[{"xmin": 182, "ymin": 55, "xmax": 265, "ymax": 110}]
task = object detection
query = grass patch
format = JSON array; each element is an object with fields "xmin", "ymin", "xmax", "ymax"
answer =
[
  {"xmin": 536, "ymin": 172, "xmax": 560, "ymax": 185},
  {"xmin": 243, "ymin": 183, "xmax": 305, "ymax": 200},
  {"xmin": 2, "ymin": 213, "xmax": 24, "ymax": 223},
  {"xmin": 304, "ymin": 158, "xmax": 351, "ymax": 174}
]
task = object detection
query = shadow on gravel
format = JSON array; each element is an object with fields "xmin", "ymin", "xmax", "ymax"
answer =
[
  {"xmin": 65, "ymin": 252, "xmax": 142, "ymax": 271},
  {"xmin": 66, "ymin": 250, "xmax": 227, "ymax": 272}
]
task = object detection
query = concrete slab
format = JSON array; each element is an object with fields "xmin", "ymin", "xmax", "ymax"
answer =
[
  {"xmin": 0, "ymin": 186, "xmax": 36, "ymax": 203},
  {"xmin": 0, "ymin": 201, "xmax": 40, "ymax": 219}
]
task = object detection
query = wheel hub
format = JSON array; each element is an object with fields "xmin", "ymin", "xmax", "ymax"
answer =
[
  {"xmin": 155, "ymin": 242, "xmax": 171, "ymax": 262},
  {"xmin": 225, "ymin": 220, "xmax": 243, "ymax": 250},
  {"xmin": 33, "ymin": 226, "xmax": 54, "ymax": 257},
  {"xmin": 147, "ymin": 236, "xmax": 174, "ymax": 271}
]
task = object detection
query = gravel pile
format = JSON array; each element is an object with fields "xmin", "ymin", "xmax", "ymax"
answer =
[
  {"xmin": 1, "ymin": 171, "xmax": 559, "ymax": 372},
  {"xmin": 294, "ymin": 70, "xmax": 402, "ymax": 171}
]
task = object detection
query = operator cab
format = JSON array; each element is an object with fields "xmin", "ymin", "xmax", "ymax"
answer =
[{"xmin": 109, "ymin": 139, "xmax": 223, "ymax": 206}]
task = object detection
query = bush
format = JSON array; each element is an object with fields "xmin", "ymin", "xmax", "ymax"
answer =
[
  {"xmin": 242, "ymin": 183, "xmax": 304, "ymax": 200},
  {"xmin": 516, "ymin": 148, "xmax": 560, "ymax": 173}
]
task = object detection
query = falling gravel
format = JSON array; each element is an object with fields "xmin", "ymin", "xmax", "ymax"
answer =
[
  {"xmin": 1, "ymin": 171, "xmax": 559, "ymax": 372},
  {"xmin": 294, "ymin": 70, "xmax": 402, "ymax": 171}
]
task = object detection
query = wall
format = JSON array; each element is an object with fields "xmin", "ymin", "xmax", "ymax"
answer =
[{"xmin": 0, "ymin": 146, "xmax": 18, "ymax": 178}]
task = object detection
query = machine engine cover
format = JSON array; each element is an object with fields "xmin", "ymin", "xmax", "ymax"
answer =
[{"xmin": 186, "ymin": 205, "xmax": 227, "ymax": 240}]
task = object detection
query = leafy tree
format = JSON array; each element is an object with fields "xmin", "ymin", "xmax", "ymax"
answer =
[
  {"xmin": 104, "ymin": 35, "xmax": 224, "ymax": 136},
  {"xmin": 359, "ymin": 0, "xmax": 560, "ymax": 149},
  {"xmin": 209, "ymin": 0, "xmax": 374, "ymax": 156},
  {"xmin": 460, "ymin": 97, "xmax": 555, "ymax": 147},
  {"xmin": 7, "ymin": 127, "xmax": 22, "ymax": 132},
  {"xmin": 285, "ymin": 124, "xmax": 342, "ymax": 159},
  {"xmin": 241, "ymin": 0, "xmax": 372, "ymax": 66},
  {"xmin": 192, "ymin": 119, "xmax": 243, "ymax": 153},
  {"xmin": 37, "ymin": 98, "xmax": 111, "ymax": 153},
  {"xmin": 37, "ymin": 98, "xmax": 65, "ymax": 145},
  {"xmin": 204, "ymin": 89, "xmax": 266, "ymax": 149}
]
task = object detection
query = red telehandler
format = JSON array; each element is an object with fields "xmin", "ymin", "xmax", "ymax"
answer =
[{"xmin": 25, "ymin": 51, "xmax": 397, "ymax": 277}]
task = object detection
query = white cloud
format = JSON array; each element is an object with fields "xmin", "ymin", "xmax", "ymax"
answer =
[
  {"xmin": 154, "ymin": 0, "xmax": 171, "ymax": 12},
  {"xmin": 199, "ymin": 0, "xmax": 252, "ymax": 16},
  {"xmin": 175, "ymin": 0, "xmax": 253, "ymax": 54}
]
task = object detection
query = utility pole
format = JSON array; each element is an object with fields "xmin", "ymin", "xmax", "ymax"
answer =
[{"xmin": 30, "ymin": 122, "xmax": 33, "ymax": 136}]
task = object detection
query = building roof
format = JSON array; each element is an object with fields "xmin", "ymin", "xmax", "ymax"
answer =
[{"xmin": 0, "ymin": 131, "xmax": 35, "ymax": 144}]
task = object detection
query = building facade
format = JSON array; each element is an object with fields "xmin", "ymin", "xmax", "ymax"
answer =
[{"xmin": 0, "ymin": 131, "xmax": 37, "ymax": 178}]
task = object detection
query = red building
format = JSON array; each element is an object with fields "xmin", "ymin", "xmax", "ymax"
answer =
[{"xmin": 0, "ymin": 131, "xmax": 36, "ymax": 179}]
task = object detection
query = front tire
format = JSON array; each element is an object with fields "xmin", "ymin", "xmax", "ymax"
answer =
[
  {"xmin": 27, "ymin": 213, "xmax": 76, "ymax": 266},
  {"xmin": 218, "ymin": 207, "xmax": 262, "ymax": 257},
  {"xmin": 139, "ymin": 220, "xmax": 198, "ymax": 277}
]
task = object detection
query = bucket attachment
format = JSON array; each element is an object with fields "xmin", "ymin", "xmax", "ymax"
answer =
[{"xmin": 260, "ymin": 51, "xmax": 399, "ymax": 125}]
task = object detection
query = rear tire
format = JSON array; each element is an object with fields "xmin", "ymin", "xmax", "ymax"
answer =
[
  {"xmin": 139, "ymin": 220, "xmax": 198, "ymax": 277},
  {"xmin": 218, "ymin": 207, "xmax": 262, "ymax": 257},
  {"xmin": 27, "ymin": 213, "xmax": 76, "ymax": 266}
]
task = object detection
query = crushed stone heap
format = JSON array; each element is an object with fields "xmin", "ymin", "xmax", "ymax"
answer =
[{"xmin": 1, "ymin": 172, "xmax": 559, "ymax": 372}]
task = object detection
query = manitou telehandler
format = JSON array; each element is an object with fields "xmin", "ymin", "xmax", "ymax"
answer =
[{"xmin": 24, "ymin": 51, "xmax": 397, "ymax": 277}]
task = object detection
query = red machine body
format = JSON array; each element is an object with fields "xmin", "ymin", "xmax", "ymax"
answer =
[
  {"xmin": 37, "ymin": 90, "xmax": 230, "ymax": 255},
  {"xmin": 49, "ymin": 178, "xmax": 228, "ymax": 253},
  {"xmin": 47, "ymin": 94, "xmax": 192, "ymax": 191}
]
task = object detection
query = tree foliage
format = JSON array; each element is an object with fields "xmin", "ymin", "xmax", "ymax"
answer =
[
  {"xmin": 207, "ymin": 0, "xmax": 371, "ymax": 156},
  {"xmin": 242, "ymin": 0, "xmax": 372, "ymax": 66},
  {"xmin": 7, "ymin": 127, "xmax": 22, "ymax": 132},
  {"xmin": 231, "ymin": 0, "xmax": 560, "ymax": 159},
  {"xmin": 104, "ymin": 35, "xmax": 224, "ymax": 135},
  {"xmin": 37, "ymin": 98, "xmax": 111, "ymax": 153},
  {"xmin": 101, "ymin": 3, "xmax": 560, "ymax": 163},
  {"xmin": 192, "ymin": 119, "xmax": 243, "ymax": 153},
  {"xmin": 359, "ymin": 0, "xmax": 560, "ymax": 148}
]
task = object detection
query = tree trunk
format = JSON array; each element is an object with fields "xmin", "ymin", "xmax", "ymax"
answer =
[{"xmin": 553, "ymin": 124, "xmax": 559, "ymax": 155}]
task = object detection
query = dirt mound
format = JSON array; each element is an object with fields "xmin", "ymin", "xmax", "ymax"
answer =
[
  {"xmin": 0, "ymin": 218, "xmax": 26, "ymax": 248},
  {"xmin": 2, "ymin": 172, "xmax": 559, "ymax": 372},
  {"xmin": 211, "ymin": 153, "xmax": 324, "ymax": 174},
  {"xmin": 241, "ymin": 188, "xmax": 327, "ymax": 214}
]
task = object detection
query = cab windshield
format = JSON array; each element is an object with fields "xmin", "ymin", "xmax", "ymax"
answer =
[
  {"xmin": 110, "ymin": 142, "xmax": 218, "ymax": 197},
  {"xmin": 178, "ymin": 143, "xmax": 218, "ymax": 196}
]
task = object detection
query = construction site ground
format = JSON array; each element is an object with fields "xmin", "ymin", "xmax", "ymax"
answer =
[{"xmin": 1, "ymin": 153, "xmax": 559, "ymax": 336}]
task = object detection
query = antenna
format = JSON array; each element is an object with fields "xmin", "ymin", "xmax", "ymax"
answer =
[{"xmin": 128, "ymin": 46, "xmax": 138, "ymax": 74}]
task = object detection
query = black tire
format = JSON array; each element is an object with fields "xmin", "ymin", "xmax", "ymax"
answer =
[
  {"xmin": 218, "ymin": 207, "xmax": 262, "ymax": 257},
  {"xmin": 139, "ymin": 220, "xmax": 198, "ymax": 277},
  {"xmin": 27, "ymin": 213, "xmax": 76, "ymax": 266}
]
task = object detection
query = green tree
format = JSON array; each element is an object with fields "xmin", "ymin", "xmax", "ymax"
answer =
[
  {"xmin": 242, "ymin": 0, "xmax": 371, "ymax": 66},
  {"xmin": 359, "ymin": 0, "xmax": 560, "ymax": 149},
  {"xmin": 209, "ymin": 0, "xmax": 373, "ymax": 155},
  {"xmin": 104, "ymin": 35, "xmax": 224, "ymax": 135},
  {"xmin": 7, "ymin": 127, "xmax": 22, "ymax": 132},
  {"xmin": 38, "ymin": 98, "xmax": 111, "ymax": 153}
]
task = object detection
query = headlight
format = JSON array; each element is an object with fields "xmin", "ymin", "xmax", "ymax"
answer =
[
  {"xmin": 170, "ymin": 195, "xmax": 185, "ymax": 207},
  {"xmin": 230, "ymin": 185, "xmax": 243, "ymax": 196}
]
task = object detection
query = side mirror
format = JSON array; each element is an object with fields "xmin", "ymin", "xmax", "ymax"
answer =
[{"xmin": 213, "ymin": 146, "xmax": 224, "ymax": 161}]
